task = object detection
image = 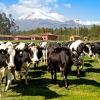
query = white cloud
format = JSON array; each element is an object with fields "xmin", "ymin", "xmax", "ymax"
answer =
[
  {"xmin": 18, "ymin": 9, "xmax": 65, "ymax": 22},
  {"xmin": 78, "ymin": 20, "xmax": 100, "ymax": 25},
  {"xmin": 2, "ymin": 0, "xmax": 100, "ymax": 25},
  {"xmin": 0, "ymin": 0, "xmax": 71, "ymax": 22},
  {"xmin": 6, "ymin": 0, "xmax": 66, "ymax": 22}
]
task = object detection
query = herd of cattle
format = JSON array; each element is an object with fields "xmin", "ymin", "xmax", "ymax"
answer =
[{"xmin": 0, "ymin": 40, "xmax": 100, "ymax": 94}]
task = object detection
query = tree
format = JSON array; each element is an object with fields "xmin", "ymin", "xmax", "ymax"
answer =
[{"xmin": 0, "ymin": 12, "xmax": 18, "ymax": 35}]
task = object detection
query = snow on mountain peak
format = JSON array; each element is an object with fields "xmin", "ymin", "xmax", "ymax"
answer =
[{"xmin": 18, "ymin": 11, "xmax": 66, "ymax": 22}]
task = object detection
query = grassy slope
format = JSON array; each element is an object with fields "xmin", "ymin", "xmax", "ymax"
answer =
[{"xmin": 1, "ymin": 56, "xmax": 100, "ymax": 100}]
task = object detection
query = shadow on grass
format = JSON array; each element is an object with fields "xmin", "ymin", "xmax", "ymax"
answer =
[
  {"xmin": 84, "ymin": 62, "xmax": 92, "ymax": 67},
  {"xmin": 57, "ymin": 78, "xmax": 100, "ymax": 88},
  {"xmin": 10, "ymin": 73, "xmax": 100, "ymax": 99},
  {"xmin": 86, "ymin": 67, "xmax": 100, "ymax": 73},
  {"xmin": 29, "ymin": 65, "xmax": 48, "ymax": 79},
  {"xmin": 10, "ymin": 78, "xmax": 62, "ymax": 99},
  {"xmin": 35, "ymin": 65, "xmax": 48, "ymax": 71},
  {"xmin": 30, "ymin": 65, "xmax": 48, "ymax": 71},
  {"xmin": 9, "ymin": 64, "xmax": 100, "ymax": 99},
  {"xmin": 28, "ymin": 70, "xmax": 46, "ymax": 78},
  {"xmin": 9, "ymin": 65, "xmax": 62, "ymax": 99},
  {"xmin": 69, "ymin": 78, "xmax": 100, "ymax": 87},
  {"xmin": 70, "ymin": 70, "xmax": 86, "ymax": 77},
  {"xmin": 84, "ymin": 59, "xmax": 94, "ymax": 63}
]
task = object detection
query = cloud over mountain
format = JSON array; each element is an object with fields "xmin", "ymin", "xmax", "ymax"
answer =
[{"xmin": 0, "ymin": 0, "xmax": 100, "ymax": 28}]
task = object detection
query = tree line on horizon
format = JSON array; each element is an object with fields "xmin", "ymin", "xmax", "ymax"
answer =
[{"xmin": 22, "ymin": 25, "xmax": 100, "ymax": 41}]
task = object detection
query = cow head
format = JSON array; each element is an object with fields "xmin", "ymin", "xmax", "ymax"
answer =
[
  {"xmin": 0, "ymin": 44, "xmax": 9, "ymax": 68},
  {"xmin": 6, "ymin": 43, "xmax": 16, "ymax": 69},
  {"xmin": 71, "ymin": 48, "xmax": 83, "ymax": 67},
  {"xmin": 84, "ymin": 43, "xmax": 93, "ymax": 57},
  {"xmin": 29, "ymin": 46, "xmax": 40, "ymax": 63}
]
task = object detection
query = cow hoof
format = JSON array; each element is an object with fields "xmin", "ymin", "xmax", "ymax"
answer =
[{"xmin": 65, "ymin": 85, "xmax": 68, "ymax": 88}]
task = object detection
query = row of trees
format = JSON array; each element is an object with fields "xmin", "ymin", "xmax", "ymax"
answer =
[{"xmin": 22, "ymin": 25, "xmax": 100, "ymax": 41}]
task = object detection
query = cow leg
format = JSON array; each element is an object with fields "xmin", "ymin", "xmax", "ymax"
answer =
[
  {"xmin": 1, "ymin": 77, "xmax": 5, "ymax": 83},
  {"xmin": 51, "ymin": 69, "xmax": 57, "ymax": 84},
  {"xmin": 54, "ymin": 70, "xmax": 57, "ymax": 83},
  {"xmin": 34, "ymin": 63, "xmax": 36, "ymax": 68},
  {"xmin": 11, "ymin": 68, "xmax": 16, "ymax": 81},
  {"xmin": 92, "ymin": 54, "xmax": 96, "ymax": 60},
  {"xmin": 5, "ymin": 70, "xmax": 12, "ymax": 91},
  {"xmin": 97, "ymin": 54, "xmax": 100, "ymax": 62},
  {"xmin": 34, "ymin": 62, "xmax": 39, "ymax": 68},
  {"xmin": 25, "ymin": 69, "xmax": 29, "ymax": 85},
  {"xmin": 23, "ymin": 66, "xmax": 29, "ymax": 85},
  {"xmin": 62, "ymin": 71, "xmax": 68, "ymax": 88},
  {"xmin": 80, "ymin": 58, "xmax": 85, "ymax": 72},
  {"xmin": 77, "ymin": 66, "xmax": 80, "ymax": 77},
  {"xmin": 51, "ymin": 69, "xmax": 54, "ymax": 80}
]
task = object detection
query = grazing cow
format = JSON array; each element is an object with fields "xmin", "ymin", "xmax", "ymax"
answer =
[
  {"xmin": 90, "ymin": 42, "xmax": 100, "ymax": 60},
  {"xmin": 47, "ymin": 44, "xmax": 81, "ymax": 88},
  {"xmin": 69, "ymin": 40, "xmax": 93, "ymax": 57},
  {"xmin": 69, "ymin": 40, "xmax": 93, "ymax": 71}
]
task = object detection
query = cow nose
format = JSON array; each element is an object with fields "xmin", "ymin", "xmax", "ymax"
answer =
[
  {"xmin": 8, "ymin": 65, "xmax": 15, "ymax": 69},
  {"xmin": 31, "ymin": 58, "xmax": 39, "ymax": 63},
  {"xmin": 35, "ymin": 60, "xmax": 39, "ymax": 63}
]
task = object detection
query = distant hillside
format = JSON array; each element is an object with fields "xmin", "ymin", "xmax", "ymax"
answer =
[{"xmin": 15, "ymin": 19, "xmax": 83, "ymax": 31}]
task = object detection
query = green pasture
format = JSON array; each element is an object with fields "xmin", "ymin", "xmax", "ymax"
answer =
[{"xmin": 1, "ymin": 56, "xmax": 100, "ymax": 100}]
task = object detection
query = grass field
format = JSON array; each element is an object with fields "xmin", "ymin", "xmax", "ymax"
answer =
[{"xmin": 1, "ymin": 56, "xmax": 100, "ymax": 100}]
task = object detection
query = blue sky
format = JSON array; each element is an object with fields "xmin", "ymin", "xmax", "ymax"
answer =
[
  {"xmin": 0, "ymin": 0, "xmax": 17, "ymax": 5},
  {"xmin": 0, "ymin": 0, "xmax": 100, "ymax": 25}
]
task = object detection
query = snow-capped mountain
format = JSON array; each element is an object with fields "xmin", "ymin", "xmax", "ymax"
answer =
[
  {"xmin": 16, "ymin": 11, "xmax": 82, "ymax": 31},
  {"xmin": 16, "ymin": 19, "xmax": 80, "ymax": 31},
  {"xmin": 18, "ymin": 10, "xmax": 65, "ymax": 22}
]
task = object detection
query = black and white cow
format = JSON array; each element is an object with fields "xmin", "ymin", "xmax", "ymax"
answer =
[
  {"xmin": 0, "ymin": 44, "xmax": 8, "ymax": 83},
  {"xmin": 14, "ymin": 42, "xmax": 43, "ymax": 84},
  {"xmin": 28, "ymin": 44, "xmax": 43, "ymax": 68},
  {"xmin": 0, "ymin": 42, "xmax": 16, "ymax": 91},
  {"xmin": 39, "ymin": 42, "xmax": 48, "ymax": 64},
  {"xmin": 69, "ymin": 40, "xmax": 94, "ymax": 71},
  {"xmin": 14, "ymin": 42, "xmax": 33, "ymax": 85},
  {"xmin": 47, "ymin": 44, "xmax": 82, "ymax": 88},
  {"xmin": 90, "ymin": 42, "xmax": 100, "ymax": 60},
  {"xmin": 0, "ymin": 41, "xmax": 43, "ymax": 92},
  {"xmin": 69, "ymin": 40, "xmax": 93, "ymax": 57}
]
